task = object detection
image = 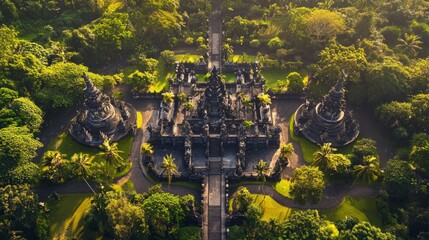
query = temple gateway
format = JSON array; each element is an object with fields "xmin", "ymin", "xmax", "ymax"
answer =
[
  {"xmin": 147, "ymin": 64, "xmax": 281, "ymax": 178},
  {"xmin": 69, "ymin": 74, "xmax": 137, "ymax": 146}
]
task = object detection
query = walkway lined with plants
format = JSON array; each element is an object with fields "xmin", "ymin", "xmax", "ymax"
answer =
[{"xmin": 208, "ymin": 0, "xmax": 222, "ymax": 71}]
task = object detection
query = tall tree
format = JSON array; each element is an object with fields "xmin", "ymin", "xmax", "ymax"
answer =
[
  {"xmin": 161, "ymin": 154, "xmax": 179, "ymax": 185},
  {"xmin": 142, "ymin": 192, "xmax": 185, "ymax": 237},
  {"xmin": 98, "ymin": 139, "xmax": 124, "ymax": 174},
  {"xmin": 279, "ymin": 143, "xmax": 294, "ymax": 166},
  {"xmin": 290, "ymin": 166, "xmax": 326, "ymax": 205},
  {"xmin": 70, "ymin": 153, "xmax": 96, "ymax": 193},
  {"xmin": 312, "ymin": 142, "xmax": 336, "ymax": 172},
  {"xmin": 353, "ymin": 155, "xmax": 381, "ymax": 184},
  {"xmin": 397, "ymin": 33, "xmax": 422, "ymax": 57},
  {"xmin": 254, "ymin": 159, "xmax": 270, "ymax": 198},
  {"xmin": 383, "ymin": 160, "xmax": 415, "ymax": 200},
  {"xmin": 0, "ymin": 126, "xmax": 42, "ymax": 174}
]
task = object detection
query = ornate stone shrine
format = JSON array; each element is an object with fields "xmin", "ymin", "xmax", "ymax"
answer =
[
  {"xmin": 70, "ymin": 74, "xmax": 137, "ymax": 146},
  {"xmin": 294, "ymin": 75, "xmax": 359, "ymax": 147},
  {"xmin": 147, "ymin": 63, "xmax": 281, "ymax": 178}
]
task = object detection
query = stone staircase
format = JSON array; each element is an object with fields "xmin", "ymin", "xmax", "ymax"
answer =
[{"xmin": 209, "ymin": 138, "xmax": 222, "ymax": 157}]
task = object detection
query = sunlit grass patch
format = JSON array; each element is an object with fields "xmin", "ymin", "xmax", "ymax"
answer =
[{"xmin": 49, "ymin": 194, "xmax": 92, "ymax": 239}]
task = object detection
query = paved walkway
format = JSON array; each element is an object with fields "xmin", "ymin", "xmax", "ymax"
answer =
[
  {"xmin": 231, "ymin": 184, "xmax": 381, "ymax": 210},
  {"xmin": 203, "ymin": 158, "xmax": 225, "ymax": 240},
  {"xmin": 208, "ymin": 0, "xmax": 222, "ymax": 71}
]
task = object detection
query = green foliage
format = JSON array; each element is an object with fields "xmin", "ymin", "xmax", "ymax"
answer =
[
  {"xmin": 338, "ymin": 221, "xmax": 395, "ymax": 239},
  {"xmin": 328, "ymin": 154, "xmax": 351, "ymax": 175},
  {"xmin": 249, "ymin": 39, "xmax": 260, "ymax": 48},
  {"xmin": 233, "ymin": 187, "xmax": 253, "ymax": 213},
  {"xmin": 105, "ymin": 195, "xmax": 147, "ymax": 239},
  {"xmin": 0, "ymin": 184, "xmax": 48, "ymax": 240},
  {"xmin": 317, "ymin": 41, "xmax": 367, "ymax": 84},
  {"xmin": 383, "ymin": 160, "xmax": 415, "ymax": 200},
  {"xmin": 290, "ymin": 166, "xmax": 325, "ymax": 205},
  {"xmin": 0, "ymin": 97, "xmax": 43, "ymax": 132},
  {"xmin": 312, "ymin": 142, "xmax": 337, "ymax": 172},
  {"xmin": 281, "ymin": 210, "xmax": 334, "ymax": 240},
  {"xmin": 409, "ymin": 133, "xmax": 429, "ymax": 173},
  {"xmin": 257, "ymin": 93, "xmax": 271, "ymax": 106},
  {"xmin": 0, "ymin": 87, "xmax": 18, "ymax": 108},
  {"xmin": 306, "ymin": 9, "xmax": 345, "ymax": 44},
  {"xmin": 0, "ymin": 25, "xmax": 17, "ymax": 60},
  {"xmin": 161, "ymin": 154, "xmax": 179, "ymax": 185},
  {"xmin": 162, "ymin": 92, "xmax": 175, "ymax": 104},
  {"xmin": 140, "ymin": 57, "xmax": 159, "ymax": 73},
  {"xmin": 41, "ymin": 150, "xmax": 74, "ymax": 184},
  {"xmin": 142, "ymin": 192, "xmax": 185, "ymax": 237},
  {"xmin": 353, "ymin": 155, "xmax": 381, "ymax": 184},
  {"xmin": 376, "ymin": 101, "xmax": 412, "ymax": 129},
  {"xmin": 279, "ymin": 143, "xmax": 294, "ymax": 165},
  {"xmin": 267, "ymin": 37, "xmax": 283, "ymax": 50},
  {"xmin": 397, "ymin": 33, "xmax": 422, "ymax": 58},
  {"xmin": 6, "ymin": 162, "xmax": 41, "ymax": 185},
  {"xmin": 286, "ymin": 72, "xmax": 304, "ymax": 94},
  {"xmin": 126, "ymin": 70, "xmax": 156, "ymax": 93},
  {"xmin": 36, "ymin": 62, "xmax": 105, "ymax": 109},
  {"xmin": 365, "ymin": 59, "xmax": 410, "ymax": 104},
  {"xmin": 243, "ymin": 120, "xmax": 253, "ymax": 129},
  {"xmin": 352, "ymin": 138, "xmax": 378, "ymax": 159},
  {"xmin": 381, "ymin": 26, "xmax": 402, "ymax": 46},
  {"xmin": 0, "ymin": 126, "xmax": 43, "ymax": 174},
  {"xmin": 92, "ymin": 13, "xmax": 134, "ymax": 63}
]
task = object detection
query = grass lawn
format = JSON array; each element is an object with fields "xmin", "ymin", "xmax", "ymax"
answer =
[
  {"xmin": 262, "ymin": 68, "xmax": 308, "ymax": 90},
  {"xmin": 289, "ymin": 113, "xmax": 318, "ymax": 163},
  {"xmin": 228, "ymin": 54, "xmax": 256, "ymax": 63},
  {"xmin": 253, "ymin": 194, "xmax": 293, "ymax": 221},
  {"xmin": 47, "ymin": 132, "xmax": 133, "ymax": 178},
  {"xmin": 319, "ymin": 196, "xmax": 383, "ymax": 228},
  {"xmin": 274, "ymin": 179, "xmax": 292, "ymax": 198},
  {"xmin": 178, "ymin": 226, "xmax": 201, "ymax": 240},
  {"xmin": 49, "ymin": 194, "xmax": 93, "ymax": 239},
  {"xmin": 174, "ymin": 54, "xmax": 201, "ymax": 63}
]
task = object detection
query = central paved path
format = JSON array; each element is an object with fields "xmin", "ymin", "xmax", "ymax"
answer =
[
  {"xmin": 208, "ymin": 0, "xmax": 222, "ymax": 71},
  {"xmin": 203, "ymin": 157, "xmax": 225, "ymax": 240}
]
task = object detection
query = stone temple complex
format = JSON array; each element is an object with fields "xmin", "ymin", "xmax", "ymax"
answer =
[
  {"xmin": 147, "ymin": 64, "xmax": 281, "ymax": 178},
  {"xmin": 70, "ymin": 74, "xmax": 137, "ymax": 146},
  {"xmin": 294, "ymin": 76, "xmax": 359, "ymax": 147}
]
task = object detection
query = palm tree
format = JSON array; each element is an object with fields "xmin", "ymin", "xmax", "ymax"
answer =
[
  {"xmin": 42, "ymin": 150, "xmax": 66, "ymax": 167},
  {"xmin": 161, "ymin": 154, "xmax": 179, "ymax": 186},
  {"xmin": 141, "ymin": 142, "xmax": 154, "ymax": 163},
  {"xmin": 279, "ymin": 143, "xmax": 294, "ymax": 166},
  {"xmin": 161, "ymin": 92, "xmax": 175, "ymax": 104},
  {"xmin": 312, "ymin": 143, "xmax": 337, "ymax": 172},
  {"xmin": 397, "ymin": 33, "xmax": 423, "ymax": 57},
  {"xmin": 70, "ymin": 153, "xmax": 96, "ymax": 193},
  {"xmin": 254, "ymin": 159, "xmax": 271, "ymax": 198},
  {"xmin": 98, "ymin": 139, "xmax": 124, "ymax": 168},
  {"xmin": 353, "ymin": 155, "xmax": 381, "ymax": 184}
]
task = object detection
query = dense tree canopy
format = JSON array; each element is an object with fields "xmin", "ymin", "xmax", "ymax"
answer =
[
  {"xmin": 0, "ymin": 126, "xmax": 43, "ymax": 174},
  {"xmin": 383, "ymin": 160, "xmax": 415, "ymax": 200},
  {"xmin": 290, "ymin": 166, "xmax": 325, "ymax": 205}
]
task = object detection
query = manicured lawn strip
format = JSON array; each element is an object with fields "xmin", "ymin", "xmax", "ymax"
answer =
[
  {"xmin": 49, "ymin": 194, "xmax": 93, "ymax": 239},
  {"xmin": 229, "ymin": 181, "xmax": 275, "ymax": 188},
  {"xmin": 253, "ymin": 194, "xmax": 293, "ymax": 221},
  {"xmin": 174, "ymin": 54, "xmax": 201, "ymax": 63},
  {"xmin": 319, "ymin": 196, "xmax": 383, "ymax": 228},
  {"xmin": 228, "ymin": 54, "xmax": 256, "ymax": 63},
  {"xmin": 149, "ymin": 62, "xmax": 172, "ymax": 93},
  {"xmin": 289, "ymin": 113, "xmax": 318, "ymax": 163},
  {"xmin": 48, "ymin": 132, "xmax": 133, "ymax": 178},
  {"xmin": 261, "ymin": 68, "xmax": 308, "ymax": 90},
  {"xmin": 274, "ymin": 179, "xmax": 292, "ymax": 198},
  {"xmin": 178, "ymin": 226, "xmax": 201, "ymax": 240}
]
